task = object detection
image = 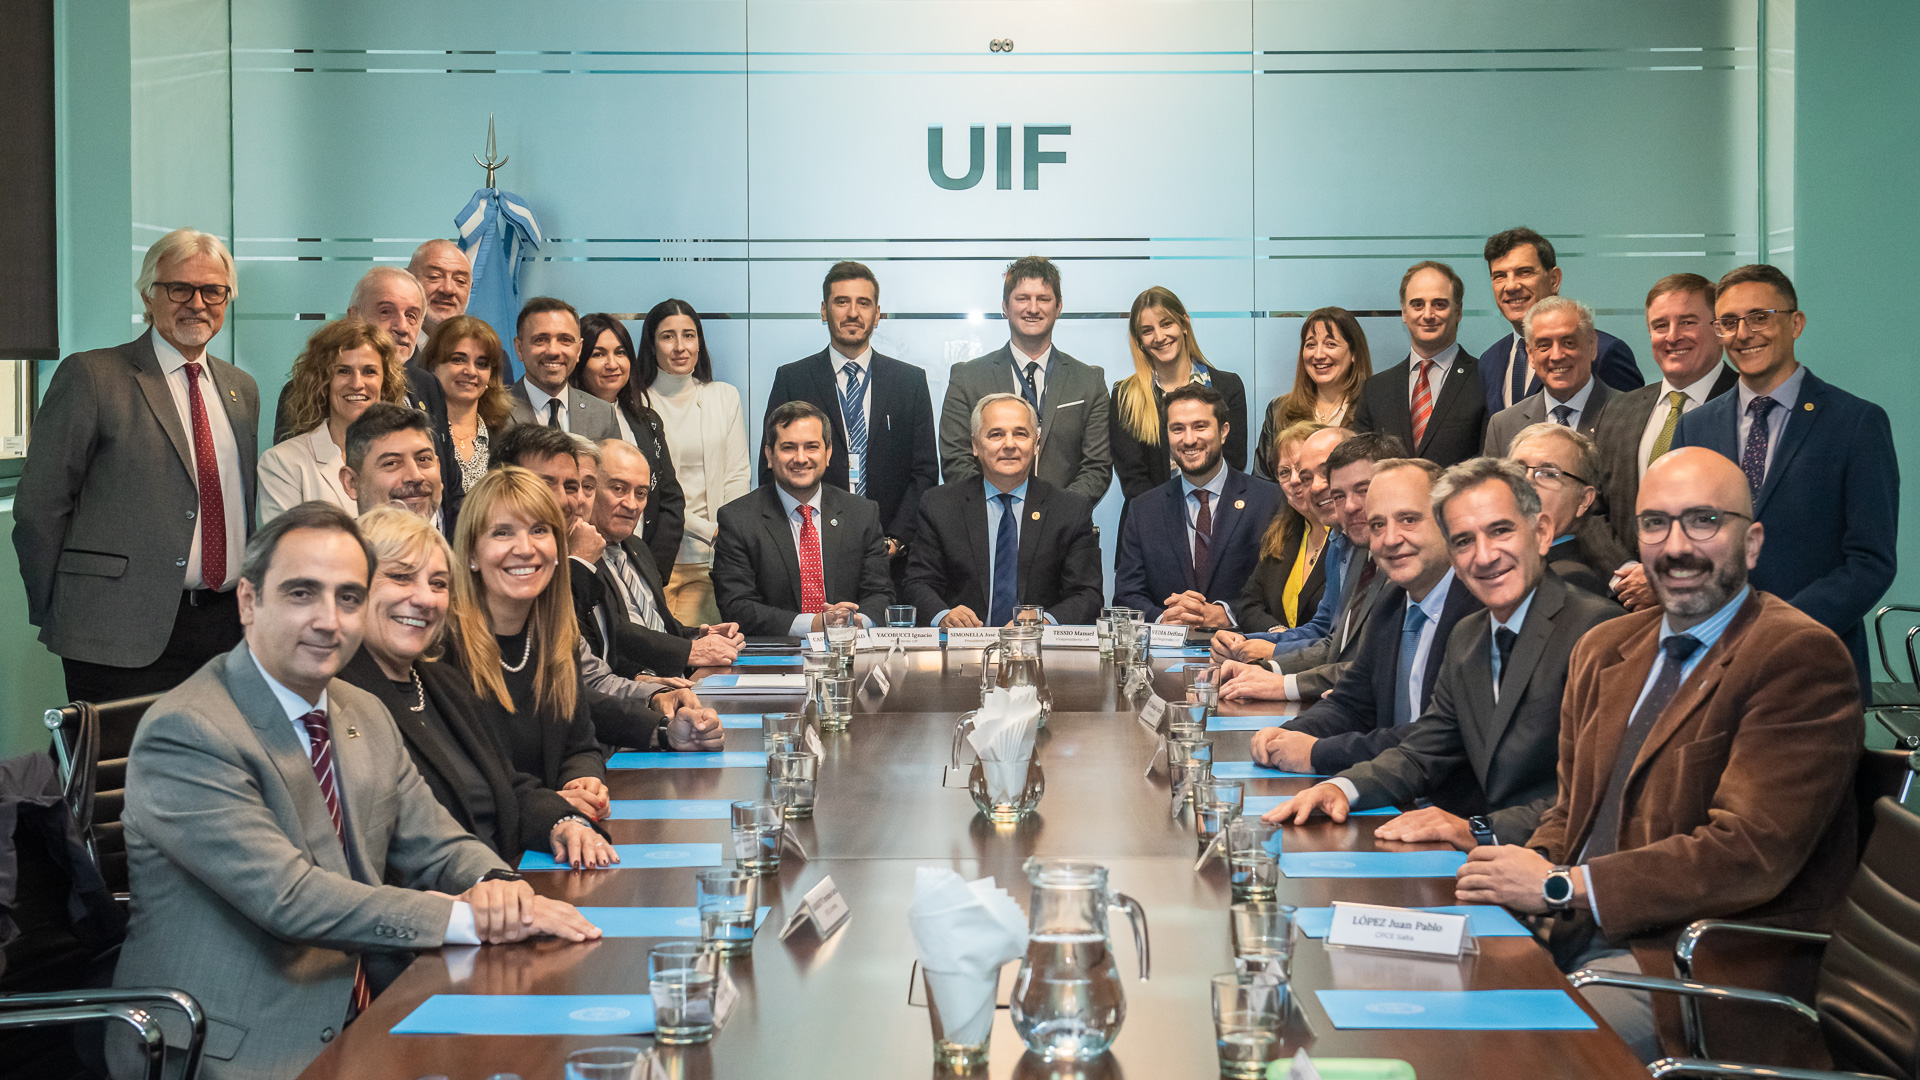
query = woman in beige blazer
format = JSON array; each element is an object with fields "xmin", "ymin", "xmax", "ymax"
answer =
[
  {"xmin": 256, "ymin": 318, "xmax": 408, "ymax": 525},
  {"xmin": 633, "ymin": 298, "xmax": 751, "ymax": 626}
]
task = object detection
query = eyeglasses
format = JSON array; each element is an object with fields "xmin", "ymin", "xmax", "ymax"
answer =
[
  {"xmin": 1636, "ymin": 507, "xmax": 1752, "ymax": 542},
  {"xmin": 152, "ymin": 282, "xmax": 232, "ymax": 306},
  {"xmin": 1524, "ymin": 464, "xmax": 1590, "ymax": 489},
  {"xmin": 1710, "ymin": 309, "xmax": 1794, "ymax": 337}
]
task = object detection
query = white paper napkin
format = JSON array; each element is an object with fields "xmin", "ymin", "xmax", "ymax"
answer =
[
  {"xmin": 968, "ymin": 687, "xmax": 1042, "ymax": 801},
  {"xmin": 908, "ymin": 868, "xmax": 1029, "ymax": 1045}
]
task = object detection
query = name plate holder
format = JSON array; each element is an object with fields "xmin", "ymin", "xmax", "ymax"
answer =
[
  {"xmin": 945, "ymin": 626, "xmax": 1001, "ymax": 650},
  {"xmin": 871, "ymin": 626, "xmax": 940, "ymax": 650},
  {"xmin": 807, "ymin": 629, "xmax": 878, "ymax": 652},
  {"xmin": 1148, "ymin": 624, "xmax": 1189, "ymax": 650},
  {"xmin": 1323, "ymin": 901, "xmax": 1478, "ymax": 959},
  {"xmin": 1137, "ymin": 694, "xmax": 1171, "ymax": 775},
  {"xmin": 780, "ymin": 875, "xmax": 850, "ymax": 942},
  {"xmin": 1040, "ymin": 624, "xmax": 1098, "ymax": 649}
]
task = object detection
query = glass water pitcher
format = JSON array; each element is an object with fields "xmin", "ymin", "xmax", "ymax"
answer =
[
  {"xmin": 979, "ymin": 624, "xmax": 1052, "ymax": 723},
  {"xmin": 1010, "ymin": 857, "xmax": 1151, "ymax": 1061}
]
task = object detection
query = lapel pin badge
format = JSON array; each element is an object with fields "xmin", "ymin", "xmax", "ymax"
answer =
[
  {"xmin": 1803, "ymin": 402, "xmax": 1813, "ymax": 411},
  {"xmin": 1234, "ymin": 499, "xmax": 1246, "ymax": 510},
  {"xmin": 829, "ymin": 518, "xmax": 838, "ymax": 527},
  {"xmin": 1031, "ymin": 511, "xmax": 1041, "ymax": 520},
  {"xmin": 346, "ymin": 726, "xmax": 360, "ymax": 738}
]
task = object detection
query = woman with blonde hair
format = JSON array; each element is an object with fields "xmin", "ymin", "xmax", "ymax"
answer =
[
  {"xmin": 1253, "ymin": 307, "xmax": 1372, "ymax": 479},
  {"xmin": 444, "ymin": 467, "xmax": 609, "ymax": 819},
  {"xmin": 337, "ymin": 507, "xmax": 617, "ymax": 866},
  {"xmin": 1234, "ymin": 420, "xmax": 1333, "ymax": 631},
  {"xmin": 419, "ymin": 314, "xmax": 514, "ymax": 526},
  {"xmin": 257, "ymin": 318, "xmax": 408, "ymax": 524},
  {"xmin": 1109, "ymin": 286, "xmax": 1249, "ymax": 503}
]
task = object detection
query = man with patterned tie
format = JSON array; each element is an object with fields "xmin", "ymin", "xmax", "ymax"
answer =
[
  {"xmin": 1351, "ymin": 261, "xmax": 1488, "ymax": 467},
  {"xmin": 15, "ymin": 228, "xmax": 260, "ymax": 704},
  {"xmin": 1482, "ymin": 295, "xmax": 1619, "ymax": 456},
  {"xmin": 760, "ymin": 262, "xmax": 939, "ymax": 590},
  {"xmin": 713, "ymin": 400, "xmax": 894, "ymax": 636},
  {"xmin": 1670, "ymin": 264, "xmax": 1898, "ymax": 700},
  {"xmin": 1456, "ymin": 448, "xmax": 1862, "ymax": 1063},
  {"xmin": 903, "ymin": 393, "xmax": 1104, "ymax": 628},
  {"xmin": 110, "ymin": 501, "xmax": 599, "ymax": 1080}
]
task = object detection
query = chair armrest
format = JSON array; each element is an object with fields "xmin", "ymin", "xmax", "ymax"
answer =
[
  {"xmin": 0, "ymin": 987, "xmax": 203, "ymax": 1079},
  {"xmin": 0, "ymin": 1002, "xmax": 166, "ymax": 1080},
  {"xmin": 1649, "ymin": 1057, "xmax": 1896, "ymax": 1079},
  {"xmin": 1568, "ymin": 968, "xmax": 1821, "ymax": 1059},
  {"xmin": 1674, "ymin": 921, "xmax": 1832, "ymax": 981},
  {"xmin": 1867, "ymin": 708, "xmax": 1920, "ymax": 751}
]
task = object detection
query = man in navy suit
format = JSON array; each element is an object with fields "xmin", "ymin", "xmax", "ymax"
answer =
[
  {"xmin": 1672, "ymin": 264, "xmax": 1899, "ymax": 699},
  {"xmin": 1478, "ymin": 227, "xmax": 1643, "ymax": 415},
  {"xmin": 760, "ymin": 261, "xmax": 939, "ymax": 587},
  {"xmin": 1114, "ymin": 384, "xmax": 1281, "ymax": 625},
  {"xmin": 1351, "ymin": 261, "xmax": 1488, "ymax": 468}
]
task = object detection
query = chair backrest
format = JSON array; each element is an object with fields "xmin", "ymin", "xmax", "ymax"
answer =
[
  {"xmin": 1816, "ymin": 796, "xmax": 1920, "ymax": 1080},
  {"xmin": 44, "ymin": 694, "xmax": 162, "ymax": 898},
  {"xmin": 1854, "ymin": 747, "xmax": 1919, "ymax": 856}
]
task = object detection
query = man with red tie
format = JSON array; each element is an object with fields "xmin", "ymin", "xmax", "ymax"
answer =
[
  {"xmin": 16, "ymin": 228, "xmax": 260, "ymax": 703},
  {"xmin": 1351, "ymin": 260, "xmax": 1489, "ymax": 468},
  {"xmin": 712, "ymin": 400, "xmax": 894, "ymax": 637}
]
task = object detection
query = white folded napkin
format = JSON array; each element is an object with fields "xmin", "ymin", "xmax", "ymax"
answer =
[
  {"xmin": 967, "ymin": 687, "xmax": 1042, "ymax": 802},
  {"xmin": 908, "ymin": 868, "xmax": 1029, "ymax": 1046}
]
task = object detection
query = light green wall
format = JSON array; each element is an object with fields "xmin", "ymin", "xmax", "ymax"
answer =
[{"xmin": 1794, "ymin": 2, "xmax": 1920, "ymax": 684}]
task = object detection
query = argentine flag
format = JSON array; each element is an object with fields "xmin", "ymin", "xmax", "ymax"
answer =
[{"xmin": 455, "ymin": 189, "xmax": 542, "ymax": 381}]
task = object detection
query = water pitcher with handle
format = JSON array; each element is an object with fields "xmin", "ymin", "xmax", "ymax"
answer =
[
  {"xmin": 978, "ymin": 624, "xmax": 1052, "ymax": 724},
  {"xmin": 1010, "ymin": 857, "xmax": 1150, "ymax": 1061}
]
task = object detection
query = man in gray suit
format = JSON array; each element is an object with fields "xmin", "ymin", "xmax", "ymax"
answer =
[
  {"xmin": 1482, "ymin": 295, "xmax": 1619, "ymax": 457},
  {"xmin": 15, "ymin": 228, "xmax": 259, "ymax": 704},
  {"xmin": 506, "ymin": 296, "xmax": 621, "ymax": 439},
  {"xmin": 111, "ymin": 502, "xmax": 599, "ymax": 1080},
  {"xmin": 1265, "ymin": 457, "xmax": 1622, "ymax": 847},
  {"xmin": 938, "ymin": 257, "xmax": 1111, "ymax": 501}
]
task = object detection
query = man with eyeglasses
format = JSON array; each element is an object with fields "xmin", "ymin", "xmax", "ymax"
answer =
[
  {"xmin": 1504, "ymin": 423, "xmax": 1615, "ymax": 597},
  {"xmin": 1482, "ymin": 295, "xmax": 1619, "ymax": 458},
  {"xmin": 1671, "ymin": 264, "xmax": 1898, "ymax": 700},
  {"xmin": 505, "ymin": 296, "xmax": 621, "ymax": 440},
  {"xmin": 16, "ymin": 228, "xmax": 261, "ymax": 703},
  {"xmin": 1456, "ymin": 447, "xmax": 1863, "ymax": 1062}
]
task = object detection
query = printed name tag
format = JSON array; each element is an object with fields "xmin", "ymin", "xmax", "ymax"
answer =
[
  {"xmin": 1149, "ymin": 624, "xmax": 1189, "ymax": 649},
  {"xmin": 782, "ymin": 875, "xmax": 851, "ymax": 940},
  {"xmin": 1324, "ymin": 901, "xmax": 1469, "ymax": 958},
  {"xmin": 1041, "ymin": 625, "xmax": 1098, "ymax": 648},
  {"xmin": 808, "ymin": 629, "xmax": 876, "ymax": 651},
  {"xmin": 872, "ymin": 626, "xmax": 940, "ymax": 649},
  {"xmin": 1136, "ymin": 693, "xmax": 1169, "ymax": 736},
  {"xmin": 946, "ymin": 627, "xmax": 1001, "ymax": 650}
]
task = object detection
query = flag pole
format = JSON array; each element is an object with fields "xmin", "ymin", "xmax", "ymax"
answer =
[{"xmin": 473, "ymin": 113, "xmax": 508, "ymax": 188}]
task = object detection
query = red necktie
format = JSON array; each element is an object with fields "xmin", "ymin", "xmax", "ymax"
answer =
[
  {"xmin": 797, "ymin": 505, "xmax": 826, "ymax": 615},
  {"xmin": 299, "ymin": 709, "xmax": 372, "ymax": 1018},
  {"xmin": 1191, "ymin": 489, "xmax": 1213, "ymax": 584},
  {"xmin": 182, "ymin": 362, "xmax": 228, "ymax": 589},
  {"xmin": 1409, "ymin": 359, "xmax": 1434, "ymax": 448}
]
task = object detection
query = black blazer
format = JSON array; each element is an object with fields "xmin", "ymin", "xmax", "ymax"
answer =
[
  {"xmin": 616, "ymin": 400, "xmax": 688, "ymax": 573},
  {"xmin": 711, "ymin": 484, "xmax": 894, "ymax": 636},
  {"xmin": 1286, "ymin": 576, "xmax": 1483, "ymax": 781},
  {"xmin": 337, "ymin": 649, "xmax": 592, "ymax": 862},
  {"xmin": 589, "ymin": 537, "xmax": 696, "ymax": 677},
  {"xmin": 1586, "ymin": 365, "xmax": 1742, "ymax": 569},
  {"xmin": 1548, "ymin": 531, "xmax": 1615, "ymax": 599},
  {"xmin": 758, "ymin": 349, "xmax": 939, "ymax": 544},
  {"xmin": 447, "ymin": 638, "xmax": 605, "ymax": 791},
  {"xmin": 902, "ymin": 476, "xmax": 1104, "ymax": 626},
  {"xmin": 1236, "ymin": 527, "xmax": 1329, "ymax": 632},
  {"xmin": 1113, "ymin": 468, "xmax": 1282, "ymax": 621},
  {"xmin": 1108, "ymin": 368, "xmax": 1249, "ymax": 502},
  {"xmin": 1352, "ymin": 349, "xmax": 1488, "ymax": 468}
]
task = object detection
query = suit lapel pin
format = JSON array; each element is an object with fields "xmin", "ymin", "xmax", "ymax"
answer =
[
  {"xmin": 829, "ymin": 518, "xmax": 838, "ymax": 527},
  {"xmin": 345, "ymin": 726, "xmax": 360, "ymax": 738},
  {"xmin": 1802, "ymin": 402, "xmax": 1813, "ymax": 411},
  {"xmin": 1031, "ymin": 511, "xmax": 1041, "ymax": 520},
  {"xmin": 1234, "ymin": 499, "xmax": 1245, "ymax": 510}
]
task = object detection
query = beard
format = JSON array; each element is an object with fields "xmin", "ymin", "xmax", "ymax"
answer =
[
  {"xmin": 1177, "ymin": 443, "xmax": 1224, "ymax": 481},
  {"xmin": 1649, "ymin": 543, "xmax": 1747, "ymax": 619}
]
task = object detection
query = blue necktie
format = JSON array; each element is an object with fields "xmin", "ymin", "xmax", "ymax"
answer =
[
  {"xmin": 989, "ymin": 492, "xmax": 1019, "ymax": 627},
  {"xmin": 1741, "ymin": 396, "xmax": 1777, "ymax": 498},
  {"xmin": 1394, "ymin": 600, "xmax": 1430, "ymax": 726},
  {"xmin": 841, "ymin": 361, "xmax": 868, "ymax": 496},
  {"xmin": 1509, "ymin": 338, "xmax": 1531, "ymax": 403},
  {"xmin": 1550, "ymin": 404, "xmax": 1574, "ymax": 427},
  {"xmin": 1018, "ymin": 361, "xmax": 1041, "ymax": 416}
]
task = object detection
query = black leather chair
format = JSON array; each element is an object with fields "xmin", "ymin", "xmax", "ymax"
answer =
[
  {"xmin": 0, "ymin": 988, "xmax": 205, "ymax": 1080},
  {"xmin": 1872, "ymin": 603, "xmax": 1920, "ymax": 711},
  {"xmin": 44, "ymin": 694, "xmax": 160, "ymax": 900},
  {"xmin": 1570, "ymin": 796, "xmax": 1920, "ymax": 1080}
]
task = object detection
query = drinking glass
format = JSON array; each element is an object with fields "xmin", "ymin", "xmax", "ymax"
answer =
[
  {"xmin": 1227, "ymin": 817, "xmax": 1281, "ymax": 901},
  {"xmin": 1012, "ymin": 604, "xmax": 1044, "ymax": 627},
  {"xmin": 767, "ymin": 749, "xmax": 819, "ymax": 818},
  {"xmin": 887, "ymin": 604, "xmax": 917, "ymax": 628},
  {"xmin": 818, "ymin": 675, "xmax": 854, "ymax": 732},
  {"xmin": 1169, "ymin": 738, "xmax": 1214, "ymax": 808},
  {"xmin": 801, "ymin": 642, "xmax": 830, "ymax": 678},
  {"xmin": 764, "ymin": 730, "xmax": 802, "ymax": 756},
  {"xmin": 1197, "ymin": 778, "xmax": 1244, "ymax": 848},
  {"xmin": 695, "ymin": 868, "xmax": 758, "ymax": 954},
  {"xmin": 1096, "ymin": 606, "xmax": 1118, "ymax": 658},
  {"xmin": 1212, "ymin": 971, "xmax": 1287, "ymax": 1078},
  {"xmin": 924, "ymin": 965, "xmax": 996, "ymax": 1072},
  {"xmin": 824, "ymin": 607, "xmax": 857, "ymax": 675},
  {"xmin": 762, "ymin": 711, "xmax": 807, "ymax": 752},
  {"xmin": 729, "ymin": 799, "xmax": 784, "ymax": 874},
  {"xmin": 1167, "ymin": 701, "xmax": 1209, "ymax": 741},
  {"xmin": 1186, "ymin": 664, "xmax": 1220, "ymax": 713},
  {"xmin": 648, "ymin": 942, "xmax": 719, "ymax": 1044},
  {"xmin": 1110, "ymin": 607, "xmax": 1140, "ymax": 666},
  {"xmin": 565, "ymin": 1047, "xmax": 645, "ymax": 1080},
  {"xmin": 1229, "ymin": 901, "xmax": 1296, "ymax": 979}
]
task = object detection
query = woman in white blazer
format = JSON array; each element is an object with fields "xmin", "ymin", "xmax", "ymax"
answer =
[
  {"xmin": 633, "ymin": 298, "xmax": 750, "ymax": 626},
  {"xmin": 256, "ymin": 318, "xmax": 409, "ymax": 525}
]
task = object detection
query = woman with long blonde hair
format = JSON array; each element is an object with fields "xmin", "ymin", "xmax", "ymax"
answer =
[
  {"xmin": 1108, "ymin": 286, "xmax": 1249, "ymax": 503},
  {"xmin": 256, "ymin": 317, "xmax": 408, "ymax": 524},
  {"xmin": 1252, "ymin": 307, "xmax": 1372, "ymax": 479},
  {"xmin": 1234, "ymin": 421, "xmax": 1334, "ymax": 631}
]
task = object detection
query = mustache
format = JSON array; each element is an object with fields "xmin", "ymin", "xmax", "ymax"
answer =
[
  {"xmin": 390, "ymin": 482, "xmax": 434, "ymax": 499},
  {"xmin": 1653, "ymin": 553, "xmax": 1715, "ymax": 576}
]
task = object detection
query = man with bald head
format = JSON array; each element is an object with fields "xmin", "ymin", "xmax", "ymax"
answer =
[
  {"xmin": 1456, "ymin": 447, "xmax": 1863, "ymax": 1062},
  {"xmin": 409, "ymin": 239, "xmax": 472, "ymax": 340},
  {"xmin": 273, "ymin": 266, "xmax": 448, "ymax": 443}
]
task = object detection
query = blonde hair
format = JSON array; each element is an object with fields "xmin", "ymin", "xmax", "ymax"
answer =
[
  {"xmin": 137, "ymin": 229, "xmax": 237, "ymax": 320},
  {"xmin": 281, "ymin": 319, "xmax": 407, "ymax": 436},
  {"xmin": 356, "ymin": 507, "xmax": 454, "ymax": 660},
  {"xmin": 1116, "ymin": 286, "xmax": 1211, "ymax": 446},
  {"xmin": 447, "ymin": 467, "xmax": 579, "ymax": 717},
  {"xmin": 1260, "ymin": 420, "xmax": 1329, "ymax": 560}
]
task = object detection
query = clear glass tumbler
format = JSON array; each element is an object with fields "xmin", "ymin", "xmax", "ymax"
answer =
[
  {"xmin": 767, "ymin": 749, "xmax": 819, "ymax": 819},
  {"xmin": 729, "ymin": 799, "xmax": 783, "ymax": 874},
  {"xmin": 648, "ymin": 941, "xmax": 719, "ymax": 1045},
  {"xmin": 1212, "ymin": 971, "xmax": 1287, "ymax": 1078}
]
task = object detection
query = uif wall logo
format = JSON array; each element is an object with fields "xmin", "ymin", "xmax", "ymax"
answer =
[{"xmin": 927, "ymin": 125, "xmax": 1070, "ymax": 190}]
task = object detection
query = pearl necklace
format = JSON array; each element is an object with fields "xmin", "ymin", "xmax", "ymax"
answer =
[{"xmin": 500, "ymin": 628, "xmax": 534, "ymax": 673}]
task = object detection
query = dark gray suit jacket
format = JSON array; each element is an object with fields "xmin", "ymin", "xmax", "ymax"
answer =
[
  {"xmin": 588, "ymin": 536, "xmax": 695, "ymax": 676},
  {"xmin": 1274, "ymin": 542, "xmax": 1395, "ymax": 696},
  {"xmin": 711, "ymin": 484, "xmax": 894, "ymax": 636},
  {"xmin": 14, "ymin": 332, "xmax": 260, "ymax": 666},
  {"xmin": 507, "ymin": 379, "xmax": 621, "ymax": 441},
  {"xmin": 939, "ymin": 343, "xmax": 1112, "ymax": 501},
  {"xmin": 1482, "ymin": 376, "xmax": 1619, "ymax": 458},
  {"xmin": 1586, "ymin": 365, "xmax": 1742, "ymax": 569},
  {"xmin": 1335, "ymin": 573, "xmax": 1623, "ymax": 842}
]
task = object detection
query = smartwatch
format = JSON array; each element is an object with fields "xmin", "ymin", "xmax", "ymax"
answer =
[
  {"xmin": 1541, "ymin": 865, "xmax": 1575, "ymax": 912},
  {"xmin": 1467, "ymin": 815, "xmax": 1498, "ymax": 847},
  {"xmin": 479, "ymin": 868, "xmax": 525, "ymax": 884}
]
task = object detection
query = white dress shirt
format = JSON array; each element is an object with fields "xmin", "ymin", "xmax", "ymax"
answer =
[
  {"xmin": 1407, "ymin": 342, "xmax": 1461, "ymax": 406},
  {"xmin": 151, "ymin": 330, "xmax": 246, "ymax": 590},
  {"xmin": 1734, "ymin": 363, "xmax": 1808, "ymax": 482},
  {"xmin": 1538, "ymin": 376, "xmax": 1597, "ymax": 431},
  {"xmin": 1635, "ymin": 369, "xmax": 1722, "ymax": 477},
  {"xmin": 612, "ymin": 407, "xmax": 637, "ymax": 446},
  {"xmin": 1173, "ymin": 464, "xmax": 1235, "ymax": 626},
  {"xmin": 831, "ymin": 345, "xmax": 874, "ymax": 491},
  {"xmin": 1403, "ymin": 568, "xmax": 1455, "ymax": 716},
  {"xmin": 523, "ymin": 381, "xmax": 571, "ymax": 433},
  {"xmin": 1009, "ymin": 342, "xmax": 1053, "ymax": 405},
  {"xmin": 246, "ymin": 651, "xmax": 479, "ymax": 945},
  {"xmin": 1503, "ymin": 334, "xmax": 1527, "ymax": 409},
  {"xmin": 773, "ymin": 485, "xmax": 871, "ymax": 636}
]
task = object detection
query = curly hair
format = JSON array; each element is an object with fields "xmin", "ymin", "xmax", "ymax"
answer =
[
  {"xmin": 281, "ymin": 318, "xmax": 406, "ymax": 436},
  {"xmin": 420, "ymin": 314, "xmax": 513, "ymax": 432}
]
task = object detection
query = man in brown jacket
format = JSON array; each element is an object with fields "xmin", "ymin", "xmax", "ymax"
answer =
[{"xmin": 1456, "ymin": 447, "xmax": 1863, "ymax": 1061}]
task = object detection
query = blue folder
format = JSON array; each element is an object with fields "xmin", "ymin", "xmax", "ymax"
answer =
[
  {"xmin": 1211, "ymin": 762, "xmax": 1326, "ymax": 780},
  {"xmin": 574, "ymin": 906, "xmax": 772, "ymax": 938},
  {"xmin": 607, "ymin": 751, "xmax": 768, "ymax": 770},
  {"xmin": 393, "ymin": 994, "xmax": 656, "ymax": 1036},
  {"xmin": 608, "ymin": 799, "xmax": 734, "ymax": 820},
  {"xmin": 1279, "ymin": 851, "xmax": 1467, "ymax": 878},
  {"xmin": 719, "ymin": 713, "xmax": 764, "ymax": 729},
  {"xmin": 1294, "ymin": 905, "xmax": 1530, "ymax": 938},
  {"xmin": 1150, "ymin": 646, "xmax": 1213, "ymax": 657},
  {"xmin": 729, "ymin": 655, "xmax": 801, "ymax": 667},
  {"xmin": 518, "ymin": 843, "xmax": 722, "ymax": 872},
  {"xmin": 1315, "ymin": 990, "xmax": 1595, "ymax": 1031},
  {"xmin": 1206, "ymin": 715, "xmax": 1292, "ymax": 732},
  {"xmin": 1243, "ymin": 795, "xmax": 1396, "ymax": 818}
]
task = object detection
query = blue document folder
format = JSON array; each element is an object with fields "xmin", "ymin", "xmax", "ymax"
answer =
[
  {"xmin": 517, "ymin": 843, "xmax": 722, "ymax": 872},
  {"xmin": 1279, "ymin": 851, "xmax": 1467, "ymax": 878},
  {"xmin": 1206, "ymin": 715, "xmax": 1293, "ymax": 732},
  {"xmin": 1211, "ymin": 762, "xmax": 1326, "ymax": 780},
  {"xmin": 393, "ymin": 994, "xmax": 656, "ymax": 1036},
  {"xmin": 574, "ymin": 906, "xmax": 772, "ymax": 937},
  {"xmin": 1295, "ymin": 905, "xmax": 1530, "ymax": 938},
  {"xmin": 718, "ymin": 713, "xmax": 764, "ymax": 728},
  {"xmin": 1315, "ymin": 989, "xmax": 1595, "ymax": 1031},
  {"xmin": 1243, "ymin": 795, "xmax": 1396, "ymax": 818},
  {"xmin": 729, "ymin": 655, "xmax": 802, "ymax": 667},
  {"xmin": 608, "ymin": 799, "xmax": 734, "ymax": 820},
  {"xmin": 607, "ymin": 751, "xmax": 768, "ymax": 770},
  {"xmin": 1150, "ymin": 646, "xmax": 1213, "ymax": 657}
]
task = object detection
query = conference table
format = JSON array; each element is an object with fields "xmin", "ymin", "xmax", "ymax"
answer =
[{"xmin": 299, "ymin": 644, "xmax": 1648, "ymax": 1080}]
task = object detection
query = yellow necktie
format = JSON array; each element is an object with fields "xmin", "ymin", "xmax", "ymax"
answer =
[{"xmin": 1648, "ymin": 390, "xmax": 1688, "ymax": 466}]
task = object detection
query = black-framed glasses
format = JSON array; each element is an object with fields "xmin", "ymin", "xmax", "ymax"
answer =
[
  {"xmin": 1636, "ymin": 507, "xmax": 1752, "ymax": 542},
  {"xmin": 1711, "ymin": 309, "xmax": 1794, "ymax": 337},
  {"xmin": 152, "ymin": 282, "xmax": 232, "ymax": 306},
  {"xmin": 1524, "ymin": 464, "xmax": 1590, "ymax": 489}
]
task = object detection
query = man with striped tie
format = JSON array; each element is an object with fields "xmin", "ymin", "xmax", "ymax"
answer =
[
  {"xmin": 760, "ymin": 261, "xmax": 940, "ymax": 591},
  {"xmin": 1351, "ymin": 260, "xmax": 1489, "ymax": 468}
]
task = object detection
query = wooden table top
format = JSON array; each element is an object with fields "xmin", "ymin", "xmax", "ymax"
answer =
[{"xmin": 299, "ymin": 646, "xmax": 1647, "ymax": 1080}]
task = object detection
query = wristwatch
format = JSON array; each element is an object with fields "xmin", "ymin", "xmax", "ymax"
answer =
[
  {"xmin": 479, "ymin": 868, "xmax": 525, "ymax": 884},
  {"xmin": 1541, "ymin": 865, "xmax": 1575, "ymax": 912}
]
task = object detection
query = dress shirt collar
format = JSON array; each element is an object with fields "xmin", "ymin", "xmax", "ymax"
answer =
[
  {"xmin": 775, "ymin": 484, "xmax": 824, "ymax": 523},
  {"xmin": 984, "ymin": 476, "xmax": 1031, "ymax": 504},
  {"xmin": 1663, "ymin": 365, "xmax": 1725, "ymax": 405},
  {"xmin": 1412, "ymin": 567, "xmax": 1455, "ymax": 617},
  {"xmin": 1543, "ymin": 374, "xmax": 1597, "ymax": 413},
  {"xmin": 1010, "ymin": 342, "xmax": 1052, "ymax": 373},
  {"xmin": 524, "ymin": 379, "xmax": 565, "ymax": 418},
  {"xmin": 1737, "ymin": 362, "xmax": 1807, "ymax": 412},
  {"xmin": 1660, "ymin": 585, "xmax": 1750, "ymax": 649},
  {"xmin": 248, "ymin": 647, "xmax": 329, "ymax": 718},
  {"xmin": 1409, "ymin": 341, "xmax": 1460, "ymax": 371},
  {"xmin": 1490, "ymin": 583, "xmax": 1538, "ymax": 638},
  {"xmin": 829, "ymin": 344, "xmax": 874, "ymax": 375},
  {"xmin": 1179, "ymin": 463, "xmax": 1229, "ymax": 503}
]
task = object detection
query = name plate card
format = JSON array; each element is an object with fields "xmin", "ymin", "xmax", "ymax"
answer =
[
  {"xmin": 1136, "ymin": 693, "xmax": 1169, "ymax": 736},
  {"xmin": 945, "ymin": 627, "xmax": 1002, "ymax": 650},
  {"xmin": 781, "ymin": 875, "xmax": 851, "ymax": 941},
  {"xmin": 1324, "ymin": 901, "xmax": 1471, "ymax": 958},
  {"xmin": 871, "ymin": 626, "xmax": 940, "ymax": 649},
  {"xmin": 806, "ymin": 630, "xmax": 877, "ymax": 651},
  {"xmin": 1148, "ymin": 624, "xmax": 1190, "ymax": 649},
  {"xmin": 1041, "ymin": 625, "xmax": 1098, "ymax": 648}
]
